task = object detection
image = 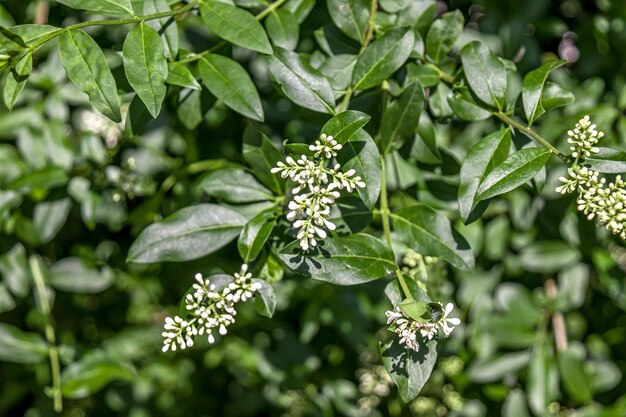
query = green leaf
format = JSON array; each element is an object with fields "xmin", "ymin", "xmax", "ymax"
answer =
[
  {"xmin": 268, "ymin": 47, "xmax": 335, "ymax": 113},
  {"xmin": 336, "ymin": 130, "xmax": 382, "ymax": 208},
  {"xmin": 519, "ymin": 241, "xmax": 580, "ymax": 274},
  {"xmin": 49, "ymin": 257, "xmax": 114, "ymax": 294},
  {"xmin": 199, "ymin": 0, "xmax": 271, "ymax": 54},
  {"xmin": 61, "ymin": 351, "xmax": 135, "ymax": 399},
  {"xmin": 265, "ymin": 9, "xmax": 299, "ymax": 50},
  {"xmin": 0, "ymin": 283, "xmax": 15, "ymax": 314},
  {"xmin": 56, "ymin": 0, "xmax": 134, "ymax": 17},
  {"xmin": 399, "ymin": 299, "xmax": 428, "ymax": 322},
  {"xmin": 378, "ymin": 81, "xmax": 424, "ymax": 153},
  {"xmin": 352, "ymin": 27, "xmax": 415, "ymax": 90},
  {"xmin": 198, "ymin": 54, "xmax": 264, "ymax": 121},
  {"xmin": 429, "ymin": 82, "xmax": 453, "ymax": 119},
  {"xmin": 458, "ymin": 128, "xmax": 511, "ymax": 222},
  {"xmin": 448, "ymin": 86, "xmax": 492, "ymax": 121},
  {"xmin": 527, "ymin": 344, "xmax": 558, "ymax": 416},
  {"xmin": 3, "ymin": 54, "xmax": 31, "ymax": 111},
  {"xmin": 558, "ymin": 348, "xmax": 592, "ymax": 404},
  {"xmin": 583, "ymin": 147, "xmax": 626, "ymax": 173},
  {"xmin": 318, "ymin": 54, "xmax": 357, "ymax": 91},
  {"xmin": 133, "ymin": 0, "xmax": 179, "ymax": 59},
  {"xmin": 460, "ymin": 41, "xmax": 507, "ymax": 109},
  {"xmin": 326, "ymin": 0, "xmax": 369, "ymax": 43},
  {"xmin": 200, "ymin": 168, "xmax": 274, "ymax": 203},
  {"xmin": 522, "ymin": 59, "xmax": 567, "ymax": 125},
  {"xmin": 391, "ymin": 204, "xmax": 474, "ymax": 271},
  {"xmin": 123, "ymin": 23, "xmax": 168, "ymax": 118},
  {"xmin": 0, "ymin": 323, "xmax": 48, "ymax": 364},
  {"xmin": 425, "ymin": 10, "xmax": 464, "ymax": 62},
  {"xmin": 124, "ymin": 94, "xmax": 154, "ymax": 137},
  {"xmin": 166, "ymin": 62, "xmax": 201, "ymax": 90},
  {"xmin": 285, "ymin": 0, "xmax": 315, "ymax": 23},
  {"xmin": 397, "ymin": 0, "xmax": 436, "ymax": 35},
  {"xmin": 59, "ymin": 29, "xmax": 121, "ymax": 122},
  {"xmin": 503, "ymin": 389, "xmax": 531, "ymax": 417},
  {"xmin": 0, "ymin": 243, "xmax": 31, "ymax": 298},
  {"xmin": 0, "ymin": 27, "xmax": 28, "ymax": 51},
  {"xmin": 468, "ymin": 351, "xmax": 531, "ymax": 383},
  {"xmin": 127, "ymin": 204, "xmax": 247, "ymax": 263},
  {"xmin": 380, "ymin": 337, "xmax": 438, "ymax": 402},
  {"xmin": 253, "ymin": 278, "xmax": 276, "ymax": 318},
  {"xmin": 242, "ymin": 125, "xmax": 285, "ymax": 194},
  {"xmin": 540, "ymin": 82, "xmax": 574, "ymax": 113},
  {"xmin": 238, "ymin": 209, "xmax": 277, "ymax": 262},
  {"xmin": 278, "ymin": 233, "xmax": 396, "ymax": 285},
  {"xmin": 476, "ymin": 147, "xmax": 552, "ymax": 201},
  {"xmin": 406, "ymin": 62, "xmax": 440, "ymax": 87},
  {"xmin": 32, "ymin": 198, "xmax": 72, "ymax": 245},
  {"xmin": 321, "ymin": 110, "xmax": 371, "ymax": 144}
]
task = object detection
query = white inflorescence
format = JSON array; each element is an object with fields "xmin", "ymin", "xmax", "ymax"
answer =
[
  {"xmin": 161, "ymin": 264, "xmax": 262, "ymax": 352},
  {"xmin": 271, "ymin": 133, "xmax": 366, "ymax": 251},
  {"xmin": 384, "ymin": 302, "xmax": 460, "ymax": 352},
  {"xmin": 556, "ymin": 117, "xmax": 626, "ymax": 240},
  {"xmin": 567, "ymin": 115, "xmax": 603, "ymax": 160}
]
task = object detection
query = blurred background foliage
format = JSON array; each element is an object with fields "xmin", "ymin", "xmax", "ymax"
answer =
[{"xmin": 0, "ymin": 0, "xmax": 625, "ymax": 416}]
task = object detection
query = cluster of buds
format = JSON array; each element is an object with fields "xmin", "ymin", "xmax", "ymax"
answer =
[
  {"xmin": 385, "ymin": 303, "xmax": 460, "ymax": 352},
  {"xmin": 162, "ymin": 264, "xmax": 261, "ymax": 352},
  {"xmin": 271, "ymin": 133, "xmax": 366, "ymax": 251},
  {"xmin": 567, "ymin": 115, "xmax": 603, "ymax": 160},
  {"xmin": 556, "ymin": 117, "xmax": 626, "ymax": 240}
]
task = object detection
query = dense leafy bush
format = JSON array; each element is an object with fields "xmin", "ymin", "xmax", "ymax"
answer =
[{"xmin": 1, "ymin": 0, "xmax": 626, "ymax": 416}]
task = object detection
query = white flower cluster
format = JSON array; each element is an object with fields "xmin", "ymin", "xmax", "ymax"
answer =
[
  {"xmin": 557, "ymin": 167, "xmax": 626, "ymax": 239},
  {"xmin": 162, "ymin": 264, "xmax": 261, "ymax": 352},
  {"xmin": 271, "ymin": 133, "xmax": 366, "ymax": 251},
  {"xmin": 385, "ymin": 303, "xmax": 460, "ymax": 352},
  {"xmin": 567, "ymin": 115, "xmax": 603, "ymax": 160}
]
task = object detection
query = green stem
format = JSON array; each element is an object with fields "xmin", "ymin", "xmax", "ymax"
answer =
[
  {"xmin": 30, "ymin": 0, "xmax": 200, "ymax": 51},
  {"xmin": 176, "ymin": 0, "xmax": 288, "ymax": 64},
  {"xmin": 494, "ymin": 112, "xmax": 569, "ymax": 163},
  {"xmin": 380, "ymin": 156, "xmax": 413, "ymax": 300},
  {"xmin": 29, "ymin": 256, "xmax": 62, "ymax": 413},
  {"xmin": 425, "ymin": 62, "xmax": 456, "ymax": 85}
]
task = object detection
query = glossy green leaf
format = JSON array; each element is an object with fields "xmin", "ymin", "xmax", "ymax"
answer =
[
  {"xmin": 238, "ymin": 209, "xmax": 277, "ymax": 262},
  {"xmin": 583, "ymin": 147, "xmax": 626, "ymax": 173},
  {"xmin": 391, "ymin": 204, "xmax": 474, "ymax": 271},
  {"xmin": 61, "ymin": 352, "xmax": 135, "ymax": 399},
  {"xmin": 425, "ymin": 10, "xmax": 463, "ymax": 62},
  {"xmin": 352, "ymin": 27, "xmax": 415, "ymax": 90},
  {"xmin": 460, "ymin": 41, "xmax": 507, "ymax": 109},
  {"xmin": 0, "ymin": 243, "xmax": 31, "ymax": 298},
  {"xmin": 558, "ymin": 348, "xmax": 592, "ymax": 404},
  {"xmin": 56, "ymin": 0, "xmax": 134, "ymax": 17},
  {"xmin": 199, "ymin": 0, "xmax": 271, "ymax": 54},
  {"xmin": 265, "ymin": 9, "xmax": 299, "ymax": 50},
  {"xmin": 166, "ymin": 62, "xmax": 201, "ymax": 90},
  {"xmin": 448, "ymin": 86, "xmax": 492, "ymax": 121},
  {"xmin": 378, "ymin": 81, "xmax": 424, "ymax": 153},
  {"xmin": 198, "ymin": 54, "xmax": 264, "ymax": 121},
  {"xmin": 49, "ymin": 257, "xmax": 114, "ymax": 294},
  {"xmin": 125, "ymin": 94, "xmax": 154, "ymax": 137},
  {"xmin": 133, "ymin": 0, "xmax": 179, "ymax": 59},
  {"xmin": 321, "ymin": 110, "xmax": 371, "ymax": 144},
  {"xmin": 253, "ymin": 278, "xmax": 276, "ymax": 318},
  {"xmin": 268, "ymin": 47, "xmax": 335, "ymax": 113},
  {"xmin": 540, "ymin": 82, "xmax": 574, "ymax": 113},
  {"xmin": 336, "ymin": 130, "xmax": 382, "ymax": 208},
  {"xmin": 59, "ymin": 29, "xmax": 121, "ymax": 122},
  {"xmin": 127, "ymin": 204, "xmax": 247, "ymax": 263},
  {"xmin": 406, "ymin": 62, "xmax": 440, "ymax": 87},
  {"xmin": 522, "ymin": 59, "xmax": 567, "ymax": 125},
  {"xmin": 476, "ymin": 147, "xmax": 551, "ymax": 201},
  {"xmin": 318, "ymin": 54, "xmax": 357, "ymax": 92},
  {"xmin": 458, "ymin": 128, "xmax": 511, "ymax": 222},
  {"xmin": 0, "ymin": 323, "xmax": 48, "ymax": 364},
  {"xmin": 33, "ymin": 198, "xmax": 72, "ymax": 245},
  {"xmin": 326, "ymin": 0, "xmax": 369, "ymax": 43},
  {"xmin": 503, "ymin": 389, "xmax": 531, "ymax": 417},
  {"xmin": 200, "ymin": 168, "xmax": 273, "ymax": 203},
  {"xmin": 278, "ymin": 233, "xmax": 396, "ymax": 285},
  {"xmin": 397, "ymin": 0, "xmax": 436, "ymax": 34},
  {"xmin": 429, "ymin": 82, "xmax": 453, "ymax": 119},
  {"xmin": 0, "ymin": 27, "xmax": 26, "ymax": 52},
  {"xmin": 242, "ymin": 125, "xmax": 285, "ymax": 194},
  {"xmin": 3, "ymin": 54, "xmax": 31, "ymax": 111},
  {"xmin": 123, "ymin": 23, "xmax": 168, "ymax": 118}
]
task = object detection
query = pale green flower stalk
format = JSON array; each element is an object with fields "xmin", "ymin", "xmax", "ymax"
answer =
[{"xmin": 556, "ymin": 116, "xmax": 626, "ymax": 239}]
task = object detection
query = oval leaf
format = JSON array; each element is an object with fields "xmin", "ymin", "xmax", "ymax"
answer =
[
  {"xmin": 134, "ymin": 0, "xmax": 179, "ymax": 59},
  {"xmin": 477, "ymin": 147, "xmax": 552, "ymax": 201},
  {"xmin": 425, "ymin": 10, "xmax": 463, "ymax": 62},
  {"xmin": 61, "ymin": 352, "xmax": 135, "ymax": 399},
  {"xmin": 0, "ymin": 322, "xmax": 48, "ymax": 364},
  {"xmin": 265, "ymin": 9, "xmax": 299, "ymax": 50},
  {"xmin": 123, "ymin": 23, "xmax": 168, "ymax": 118},
  {"xmin": 166, "ymin": 62, "xmax": 201, "ymax": 90},
  {"xmin": 378, "ymin": 81, "xmax": 424, "ymax": 153},
  {"xmin": 326, "ymin": 0, "xmax": 369, "ymax": 43},
  {"xmin": 127, "ymin": 204, "xmax": 247, "ymax": 263},
  {"xmin": 583, "ymin": 147, "xmax": 626, "ymax": 173},
  {"xmin": 522, "ymin": 59, "xmax": 567, "ymax": 125},
  {"xmin": 278, "ymin": 233, "xmax": 396, "ymax": 285},
  {"xmin": 253, "ymin": 278, "xmax": 276, "ymax": 318},
  {"xmin": 200, "ymin": 168, "xmax": 273, "ymax": 203},
  {"xmin": 198, "ymin": 54, "xmax": 264, "ymax": 121},
  {"xmin": 49, "ymin": 257, "xmax": 114, "ymax": 294},
  {"xmin": 238, "ymin": 209, "xmax": 277, "ymax": 262},
  {"xmin": 320, "ymin": 110, "xmax": 371, "ymax": 144},
  {"xmin": 460, "ymin": 40, "xmax": 507, "ymax": 109},
  {"xmin": 59, "ymin": 29, "xmax": 121, "ymax": 122}
]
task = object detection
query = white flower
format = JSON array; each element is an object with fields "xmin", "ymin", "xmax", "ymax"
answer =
[
  {"xmin": 162, "ymin": 264, "xmax": 263, "ymax": 352},
  {"xmin": 272, "ymin": 133, "xmax": 366, "ymax": 251},
  {"xmin": 439, "ymin": 303, "xmax": 461, "ymax": 337},
  {"xmin": 567, "ymin": 115, "xmax": 603, "ymax": 160}
]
